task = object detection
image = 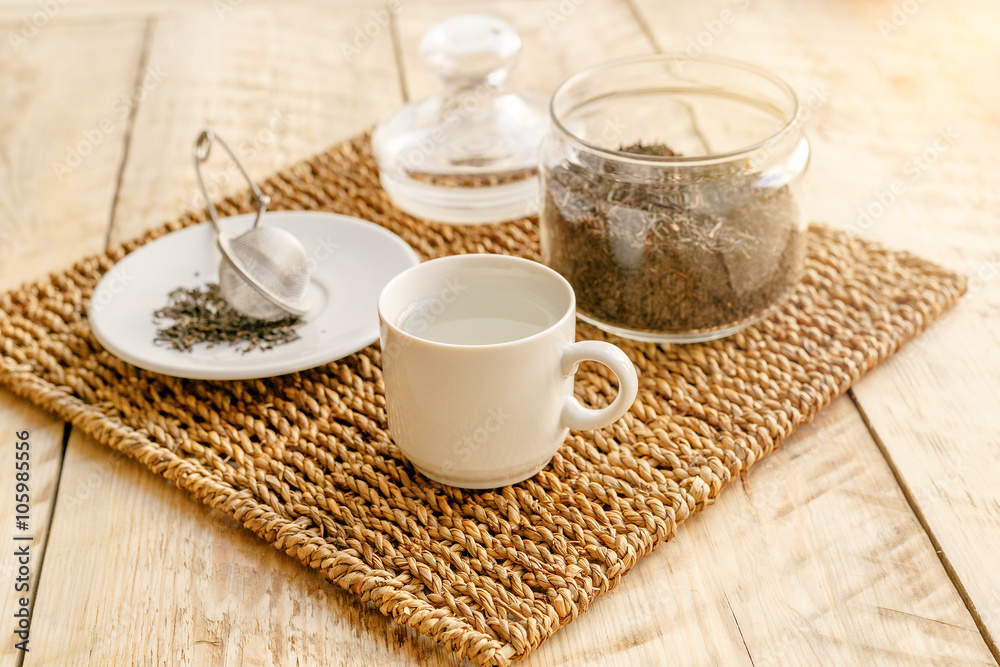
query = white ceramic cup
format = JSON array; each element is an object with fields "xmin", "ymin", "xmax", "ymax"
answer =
[{"xmin": 378, "ymin": 254, "xmax": 639, "ymax": 488}]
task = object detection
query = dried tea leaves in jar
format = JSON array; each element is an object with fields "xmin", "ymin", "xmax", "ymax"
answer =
[{"xmin": 542, "ymin": 142, "xmax": 805, "ymax": 336}]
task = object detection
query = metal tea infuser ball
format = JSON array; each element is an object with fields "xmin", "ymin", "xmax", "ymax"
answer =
[{"xmin": 193, "ymin": 130, "xmax": 311, "ymax": 321}]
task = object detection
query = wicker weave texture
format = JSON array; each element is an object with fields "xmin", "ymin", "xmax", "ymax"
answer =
[{"xmin": 0, "ymin": 134, "xmax": 966, "ymax": 666}]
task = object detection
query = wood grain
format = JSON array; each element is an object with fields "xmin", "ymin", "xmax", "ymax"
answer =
[
  {"xmin": 106, "ymin": 1, "xmax": 405, "ymax": 244},
  {"xmin": 25, "ymin": 430, "xmax": 465, "ymax": 667},
  {"xmin": 395, "ymin": 0, "xmax": 652, "ymax": 101},
  {"xmin": 853, "ymin": 294, "xmax": 1000, "ymax": 658},
  {"xmin": 630, "ymin": 0, "xmax": 1000, "ymax": 657},
  {"xmin": 25, "ymin": 398, "xmax": 996, "ymax": 666},
  {"xmin": 0, "ymin": 20, "xmax": 145, "ymax": 666},
  {"xmin": 23, "ymin": 3, "xmax": 418, "ymax": 666},
  {"xmin": 0, "ymin": 0, "xmax": 247, "ymax": 26},
  {"xmin": 529, "ymin": 398, "xmax": 993, "ymax": 666},
  {"xmin": 5, "ymin": 0, "xmax": 999, "ymax": 665},
  {"xmin": 0, "ymin": 398, "xmax": 64, "ymax": 667},
  {"xmin": 0, "ymin": 19, "xmax": 144, "ymax": 290}
]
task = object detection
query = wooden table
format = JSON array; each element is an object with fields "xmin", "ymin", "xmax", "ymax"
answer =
[{"xmin": 1, "ymin": 1, "xmax": 998, "ymax": 665}]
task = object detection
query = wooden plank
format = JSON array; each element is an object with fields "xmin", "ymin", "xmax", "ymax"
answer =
[
  {"xmin": 840, "ymin": 0, "xmax": 1000, "ymax": 654},
  {"xmin": 630, "ymin": 0, "xmax": 1000, "ymax": 657},
  {"xmin": 0, "ymin": 399, "xmax": 64, "ymax": 667},
  {"xmin": 24, "ymin": 2, "xmax": 661, "ymax": 664},
  {"xmin": 0, "ymin": 19, "xmax": 144, "ymax": 290},
  {"xmin": 26, "ymin": 430, "xmax": 464, "ymax": 666},
  {"xmin": 106, "ymin": 0, "xmax": 405, "ymax": 244},
  {"xmin": 0, "ymin": 0, "xmax": 222, "ymax": 26},
  {"xmin": 19, "ymin": 2, "xmax": 999, "ymax": 667},
  {"xmin": 395, "ymin": 0, "xmax": 654, "ymax": 101},
  {"xmin": 0, "ymin": 19, "xmax": 146, "ymax": 666},
  {"xmin": 853, "ymin": 293, "xmax": 1000, "ymax": 657},
  {"xmin": 26, "ymin": 401, "xmax": 996, "ymax": 665},
  {"xmin": 629, "ymin": 0, "xmax": 1000, "ymax": 258},
  {"xmin": 0, "ymin": 0, "xmax": 364, "ymax": 27},
  {"xmin": 397, "ymin": 1, "xmax": 995, "ymax": 663},
  {"xmin": 24, "ymin": 3, "xmax": 416, "ymax": 665},
  {"xmin": 531, "ymin": 398, "xmax": 994, "ymax": 666}
]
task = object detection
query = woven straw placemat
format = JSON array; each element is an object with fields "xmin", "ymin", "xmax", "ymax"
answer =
[{"xmin": 0, "ymin": 133, "xmax": 965, "ymax": 666}]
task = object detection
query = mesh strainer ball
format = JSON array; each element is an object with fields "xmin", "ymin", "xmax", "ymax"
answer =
[
  {"xmin": 194, "ymin": 129, "xmax": 312, "ymax": 322},
  {"xmin": 218, "ymin": 226, "xmax": 312, "ymax": 321}
]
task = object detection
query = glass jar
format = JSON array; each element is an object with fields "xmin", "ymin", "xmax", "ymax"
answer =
[{"xmin": 540, "ymin": 54, "xmax": 809, "ymax": 343}]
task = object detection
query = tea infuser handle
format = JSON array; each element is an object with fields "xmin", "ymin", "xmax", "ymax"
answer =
[
  {"xmin": 560, "ymin": 341, "xmax": 639, "ymax": 431},
  {"xmin": 193, "ymin": 129, "xmax": 271, "ymax": 233}
]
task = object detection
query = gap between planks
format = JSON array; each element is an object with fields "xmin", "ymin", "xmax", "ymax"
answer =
[
  {"xmin": 616, "ymin": 3, "xmax": 821, "ymax": 664},
  {"xmin": 849, "ymin": 389, "xmax": 1000, "ymax": 665},
  {"xmin": 622, "ymin": 0, "xmax": 663, "ymax": 52},
  {"xmin": 724, "ymin": 591, "xmax": 756, "ymax": 667},
  {"xmin": 388, "ymin": 10, "xmax": 410, "ymax": 104},
  {"xmin": 104, "ymin": 18, "xmax": 155, "ymax": 251},
  {"xmin": 22, "ymin": 5, "xmax": 992, "ymax": 664},
  {"xmin": 622, "ymin": 0, "xmax": 998, "ymax": 659},
  {"xmin": 13, "ymin": 424, "xmax": 70, "ymax": 667},
  {"xmin": 23, "ymin": 19, "xmax": 158, "ymax": 664}
]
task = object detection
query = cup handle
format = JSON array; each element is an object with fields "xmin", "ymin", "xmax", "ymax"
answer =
[{"xmin": 560, "ymin": 341, "xmax": 639, "ymax": 431}]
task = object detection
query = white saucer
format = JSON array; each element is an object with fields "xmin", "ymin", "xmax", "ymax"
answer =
[{"xmin": 88, "ymin": 211, "xmax": 419, "ymax": 380}]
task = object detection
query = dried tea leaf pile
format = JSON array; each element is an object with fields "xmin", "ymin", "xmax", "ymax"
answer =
[
  {"xmin": 541, "ymin": 142, "xmax": 805, "ymax": 336},
  {"xmin": 153, "ymin": 283, "xmax": 302, "ymax": 353}
]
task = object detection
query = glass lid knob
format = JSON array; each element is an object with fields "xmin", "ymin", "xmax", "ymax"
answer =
[{"xmin": 419, "ymin": 15, "xmax": 522, "ymax": 85}]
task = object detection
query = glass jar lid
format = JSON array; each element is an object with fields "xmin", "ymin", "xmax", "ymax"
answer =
[{"xmin": 372, "ymin": 15, "xmax": 548, "ymax": 225}]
